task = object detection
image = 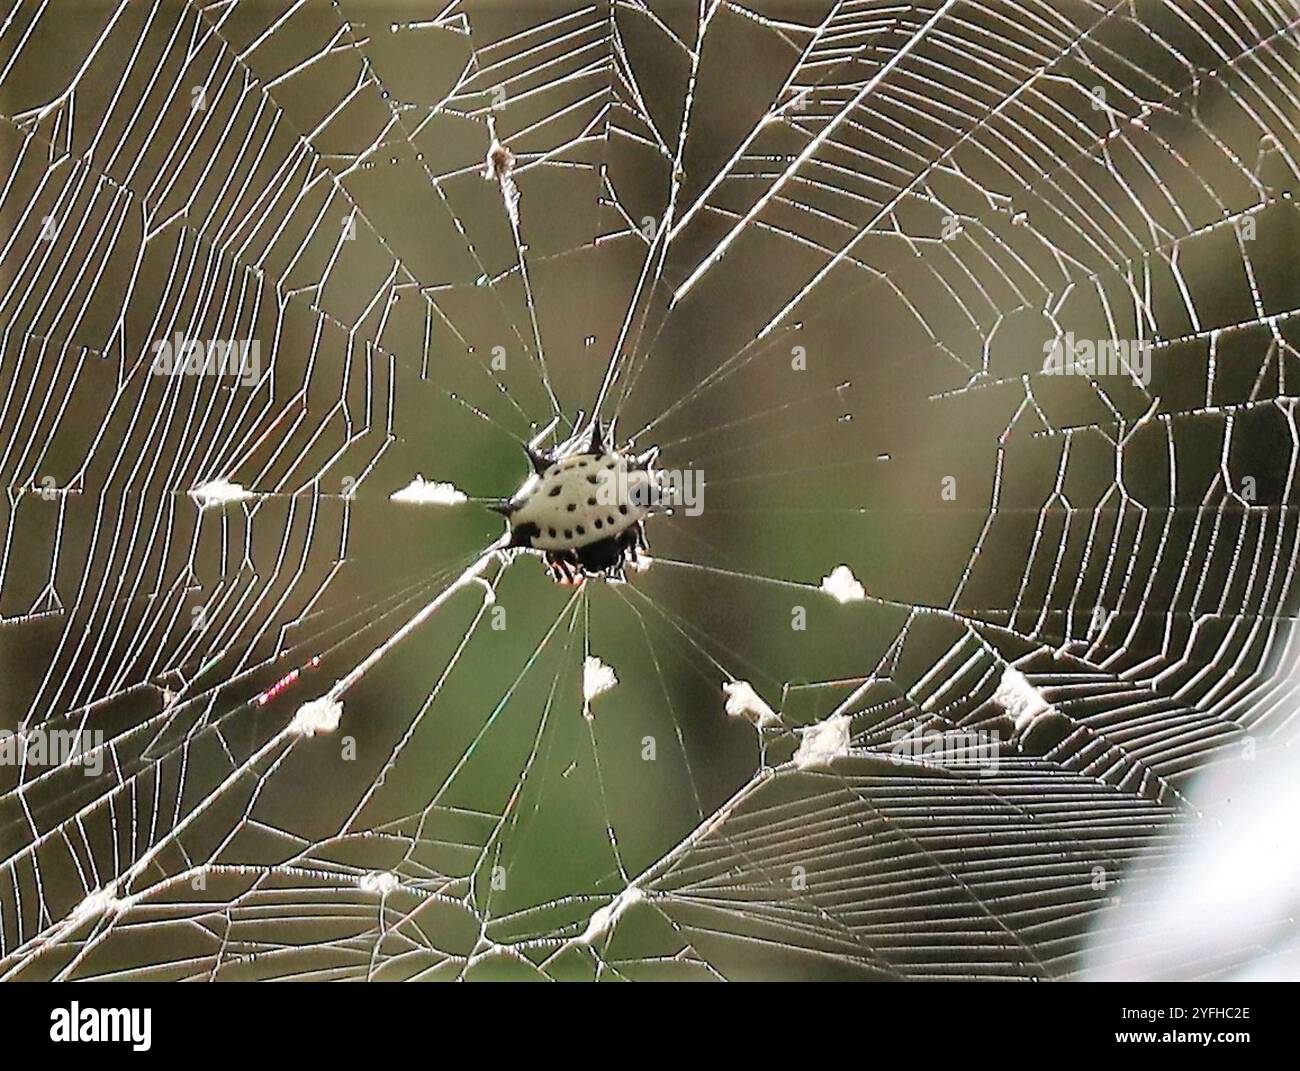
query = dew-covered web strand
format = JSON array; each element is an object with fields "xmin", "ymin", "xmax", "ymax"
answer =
[
  {"xmin": 1, "ymin": 2, "xmax": 538, "ymax": 717},
  {"xmin": 634, "ymin": 8, "xmax": 1299, "ymax": 448},
  {"xmin": 475, "ymin": 602, "xmax": 584, "ymax": 923},
  {"xmin": 325, "ymin": 0, "xmax": 568, "ymax": 424},
  {"xmin": 339, "ymin": 579, "xmax": 580, "ymax": 841}
]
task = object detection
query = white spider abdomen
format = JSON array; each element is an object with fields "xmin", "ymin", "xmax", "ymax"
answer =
[{"xmin": 510, "ymin": 452, "xmax": 652, "ymax": 551}]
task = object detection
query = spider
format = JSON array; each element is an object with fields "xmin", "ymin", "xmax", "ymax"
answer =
[{"xmin": 490, "ymin": 419, "xmax": 658, "ymax": 583}]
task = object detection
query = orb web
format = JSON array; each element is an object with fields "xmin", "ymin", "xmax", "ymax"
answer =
[{"xmin": 0, "ymin": 0, "xmax": 1298, "ymax": 980}]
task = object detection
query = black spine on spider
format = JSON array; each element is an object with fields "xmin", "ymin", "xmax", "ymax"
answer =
[
  {"xmin": 486, "ymin": 417, "xmax": 610, "ymax": 515},
  {"xmin": 524, "ymin": 443, "xmax": 550, "ymax": 475}
]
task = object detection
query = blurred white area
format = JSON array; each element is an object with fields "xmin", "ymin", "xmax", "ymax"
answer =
[
  {"xmin": 723, "ymin": 680, "xmax": 779, "ymax": 727},
  {"xmin": 794, "ymin": 713, "xmax": 851, "ymax": 770},
  {"xmin": 1083, "ymin": 742, "xmax": 1300, "ymax": 980},
  {"xmin": 189, "ymin": 478, "xmax": 252, "ymax": 509},
  {"xmin": 582, "ymin": 656, "xmax": 618, "ymax": 701},
  {"xmin": 390, "ymin": 475, "xmax": 467, "ymax": 505},
  {"xmin": 819, "ymin": 564, "xmax": 865, "ymax": 603}
]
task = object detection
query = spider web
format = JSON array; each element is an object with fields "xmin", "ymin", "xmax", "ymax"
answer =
[{"xmin": 1, "ymin": 0, "xmax": 1299, "ymax": 981}]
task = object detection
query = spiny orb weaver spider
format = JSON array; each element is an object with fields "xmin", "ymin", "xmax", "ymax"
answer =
[{"xmin": 490, "ymin": 419, "xmax": 659, "ymax": 583}]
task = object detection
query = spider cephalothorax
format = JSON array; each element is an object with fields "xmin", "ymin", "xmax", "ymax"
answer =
[{"xmin": 491, "ymin": 419, "xmax": 657, "ymax": 583}]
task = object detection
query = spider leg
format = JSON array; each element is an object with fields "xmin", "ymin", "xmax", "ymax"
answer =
[
  {"xmin": 549, "ymin": 550, "xmax": 585, "ymax": 585},
  {"xmin": 598, "ymin": 527, "xmax": 638, "ymax": 582}
]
